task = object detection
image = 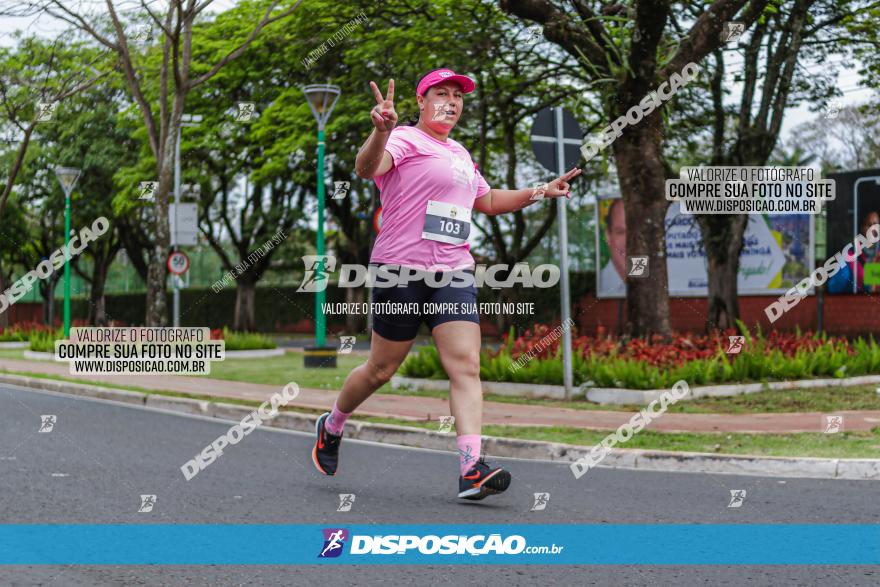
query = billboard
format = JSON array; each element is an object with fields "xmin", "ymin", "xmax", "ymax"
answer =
[
  {"xmin": 825, "ymin": 169, "xmax": 880, "ymax": 294},
  {"xmin": 595, "ymin": 197, "xmax": 814, "ymax": 298}
]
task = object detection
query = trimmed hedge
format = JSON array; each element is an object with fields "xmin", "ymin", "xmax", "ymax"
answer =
[
  {"xmin": 53, "ymin": 270, "xmax": 596, "ymax": 332},
  {"xmin": 60, "ymin": 286, "xmax": 354, "ymax": 331},
  {"xmin": 220, "ymin": 327, "xmax": 277, "ymax": 350}
]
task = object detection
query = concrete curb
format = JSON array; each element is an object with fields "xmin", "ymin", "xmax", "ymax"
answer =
[
  {"xmin": 21, "ymin": 348, "xmax": 285, "ymax": 361},
  {"xmin": 392, "ymin": 375, "xmax": 570, "ymax": 400},
  {"xmin": 1, "ymin": 372, "xmax": 877, "ymax": 481},
  {"xmin": 22, "ymin": 350, "xmax": 56, "ymax": 361},
  {"xmin": 0, "ymin": 372, "xmax": 147, "ymax": 405},
  {"xmin": 224, "ymin": 348, "xmax": 285, "ymax": 358},
  {"xmin": 587, "ymin": 375, "xmax": 880, "ymax": 405},
  {"xmin": 0, "ymin": 341, "xmax": 27, "ymax": 349}
]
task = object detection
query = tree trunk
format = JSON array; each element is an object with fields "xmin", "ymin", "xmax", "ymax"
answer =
[
  {"xmin": 0, "ymin": 125, "xmax": 34, "ymax": 222},
  {"xmin": 698, "ymin": 214, "xmax": 748, "ymax": 330},
  {"xmin": 344, "ymin": 286, "xmax": 359, "ymax": 333},
  {"xmin": 495, "ymin": 283, "xmax": 522, "ymax": 335},
  {"xmin": 89, "ymin": 258, "xmax": 110, "ymax": 326},
  {"xmin": 43, "ymin": 279, "xmax": 58, "ymax": 327},
  {"xmin": 233, "ymin": 280, "xmax": 256, "ymax": 332},
  {"xmin": 0, "ymin": 262, "xmax": 8, "ymax": 330},
  {"xmin": 118, "ymin": 221, "xmax": 150, "ymax": 284},
  {"xmin": 613, "ymin": 121, "xmax": 672, "ymax": 337},
  {"xmin": 145, "ymin": 112, "xmax": 181, "ymax": 327}
]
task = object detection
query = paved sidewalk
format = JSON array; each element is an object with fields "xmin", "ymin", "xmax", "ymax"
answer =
[{"xmin": 2, "ymin": 357, "xmax": 878, "ymax": 434}]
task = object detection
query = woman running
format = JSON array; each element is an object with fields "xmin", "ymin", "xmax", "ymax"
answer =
[{"xmin": 312, "ymin": 67, "xmax": 581, "ymax": 500}]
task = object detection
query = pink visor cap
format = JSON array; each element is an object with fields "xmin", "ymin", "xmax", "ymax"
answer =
[{"xmin": 416, "ymin": 69, "xmax": 476, "ymax": 97}]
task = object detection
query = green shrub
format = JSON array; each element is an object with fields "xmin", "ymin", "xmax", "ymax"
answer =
[
  {"xmin": 29, "ymin": 330, "xmax": 63, "ymax": 353},
  {"xmin": 221, "ymin": 327, "xmax": 277, "ymax": 351},
  {"xmin": 399, "ymin": 344, "xmax": 445, "ymax": 379},
  {"xmin": 0, "ymin": 322, "xmax": 48, "ymax": 342},
  {"xmin": 401, "ymin": 331, "xmax": 880, "ymax": 390},
  {"xmin": 0, "ymin": 330, "xmax": 28, "ymax": 342}
]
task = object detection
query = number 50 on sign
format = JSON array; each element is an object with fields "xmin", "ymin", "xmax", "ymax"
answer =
[{"xmin": 167, "ymin": 251, "xmax": 190, "ymax": 276}]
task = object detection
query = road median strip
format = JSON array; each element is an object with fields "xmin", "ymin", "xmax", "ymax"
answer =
[
  {"xmin": 394, "ymin": 374, "xmax": 880, "ymax": 405},
  {"xmin": 2, "ymin": 372, "xmax": 877, "ymax": 481}
]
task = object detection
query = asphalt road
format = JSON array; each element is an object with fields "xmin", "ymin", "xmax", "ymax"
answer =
[{"xmin": 0, "ymin": 382, "xmax": 877, "ymax": 586}]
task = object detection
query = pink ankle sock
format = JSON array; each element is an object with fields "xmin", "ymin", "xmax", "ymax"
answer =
[
  {"xmin": 325, "ymin": 401, "xmax": 351, "ymax": 436},
  {"xmin": 457, "ymin": 434, "xmax": 481, "ymax": 476}
]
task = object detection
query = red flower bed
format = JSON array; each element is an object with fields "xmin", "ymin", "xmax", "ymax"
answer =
[
  {"xmin": 508, "ymin": 323, "xmax": 852, "ymax": 369},
  {"xmin": 70, "ymin": 319, "xmax": 127, "ymax": 328},
  {"xmin": 0, "ymin": 321, "xmax": 55, "ymax": 336},
  {"xmin": 1, "ymin": 320, "xmax": 129, "ymax": 336}
]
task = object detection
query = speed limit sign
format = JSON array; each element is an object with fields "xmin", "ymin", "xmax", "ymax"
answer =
[{"xmin": 167, "ymin": 251, "xmax": 190, "ymax": 275}]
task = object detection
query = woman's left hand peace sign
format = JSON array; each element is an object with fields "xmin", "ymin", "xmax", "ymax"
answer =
[{"xmin": 543, "ymin": 167, "xmax": 582, "ymax": 198}]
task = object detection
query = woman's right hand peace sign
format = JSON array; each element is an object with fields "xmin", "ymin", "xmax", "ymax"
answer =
[{"xmin": 369, "ymin": 79, "xmax": 397, "ymax": 133}]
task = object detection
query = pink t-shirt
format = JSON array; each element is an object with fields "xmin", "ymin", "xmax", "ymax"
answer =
[{"xmin": 372, "ymin": 125, "xmax": 491, "ymax": 271}]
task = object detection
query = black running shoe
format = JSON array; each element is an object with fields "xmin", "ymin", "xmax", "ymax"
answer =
[
  {"xmin": 458, "ymin": 457, "xmax": 511, "ymax": 500},
  {"xmin": 312, "ymin": 412, "xmax": 343, "ymax": 476}
]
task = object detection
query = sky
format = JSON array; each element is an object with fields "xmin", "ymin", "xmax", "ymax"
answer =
[
  {"xmin": 3, "ymin": 2, "xmax": 872, "ymax": 243},
  {"xmin": 0, "ymin": 3, "xmax": 873, "ymax": 148}
]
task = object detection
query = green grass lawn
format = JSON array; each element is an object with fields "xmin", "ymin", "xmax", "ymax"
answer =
[
  {"xmin": 198, "ymin": 351, "xmax": 394, "ymax": 392},
  {"xmin": 666, "ymin": 385, "xmax": 880, "ymax": 414},
  {"xmin": 469, "ymin": 383, "xmax": 880, "ymax": 415},
  {"xmin": 4, "ymin": 347, "xmax": 880, "ymax": 415},
  {"xmin": 0, "ymin": 347, "xmax": 389, "ymax": 392},
  {"xmin": 360, "ymin": 416, "xmax": 880, "ymax": 459}
]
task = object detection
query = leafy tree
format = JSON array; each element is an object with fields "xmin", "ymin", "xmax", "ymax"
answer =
[
  {"xmin": 0, "ymin": 35, "xmax": 107, "ymax": 326},
  {"xmin": 0, "ymin": 33, "xmax": 108, "ymax": 221},
  {"xmin": 499, "ymin": 0, "xmax": 775, "ymax": 336},
  {"xmin": 58, "ymin": 80, "xmax": 139, "ymax": 325},
  {"xmin": 684, "ymin": 0, "xmax": 879, "ymax": 330},
  {"xmin": 4, "ymin": 0, "xmax": 306, "ymax": 326},
  {"xmin": 0, "ymin": 194, "xmax": 31, "ymax": 328},
  {"xmin": 786, "ymin": 103, "xmax": 880, "ymax": 172}
]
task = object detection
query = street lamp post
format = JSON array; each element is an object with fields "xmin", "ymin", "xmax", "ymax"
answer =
[
  {"xmin": 302, "ymin": 84, "xmax": 340, "ymax": 368},
  {"xmin": 173, "ymin": 113, "xmax": 202, "ymax": 327},
  {"xmin": 54, "ymin": 167, "xmax": 81, "ymax": 338}
]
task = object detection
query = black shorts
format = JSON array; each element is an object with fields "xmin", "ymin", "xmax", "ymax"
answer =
[{"xmin": 369, "ymin": 263, "xmax": 480, "ymax": 342}]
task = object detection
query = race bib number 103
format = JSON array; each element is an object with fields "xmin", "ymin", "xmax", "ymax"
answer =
[{"xmin": 421, "ymin": 200, "xmax": 471, "ymax": 245}]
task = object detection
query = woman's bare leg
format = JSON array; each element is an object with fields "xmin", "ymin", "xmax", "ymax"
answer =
[
  {"xmin": 431, "ymin": 321, "xmax": 482, "ymax": 435},
  {"xmin": 334, "ymin": 330, "xmax": 414, "ymax": 413}
]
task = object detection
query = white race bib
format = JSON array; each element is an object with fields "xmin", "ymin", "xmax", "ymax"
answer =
[{"xmin": 421, "ymin": 200, "xmax": 471, "ymax": 245}]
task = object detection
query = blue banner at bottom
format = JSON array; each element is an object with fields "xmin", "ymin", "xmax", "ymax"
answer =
[{"xmin": 0, "ymin": 525, "xmax": 877, "ymax": 565}]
